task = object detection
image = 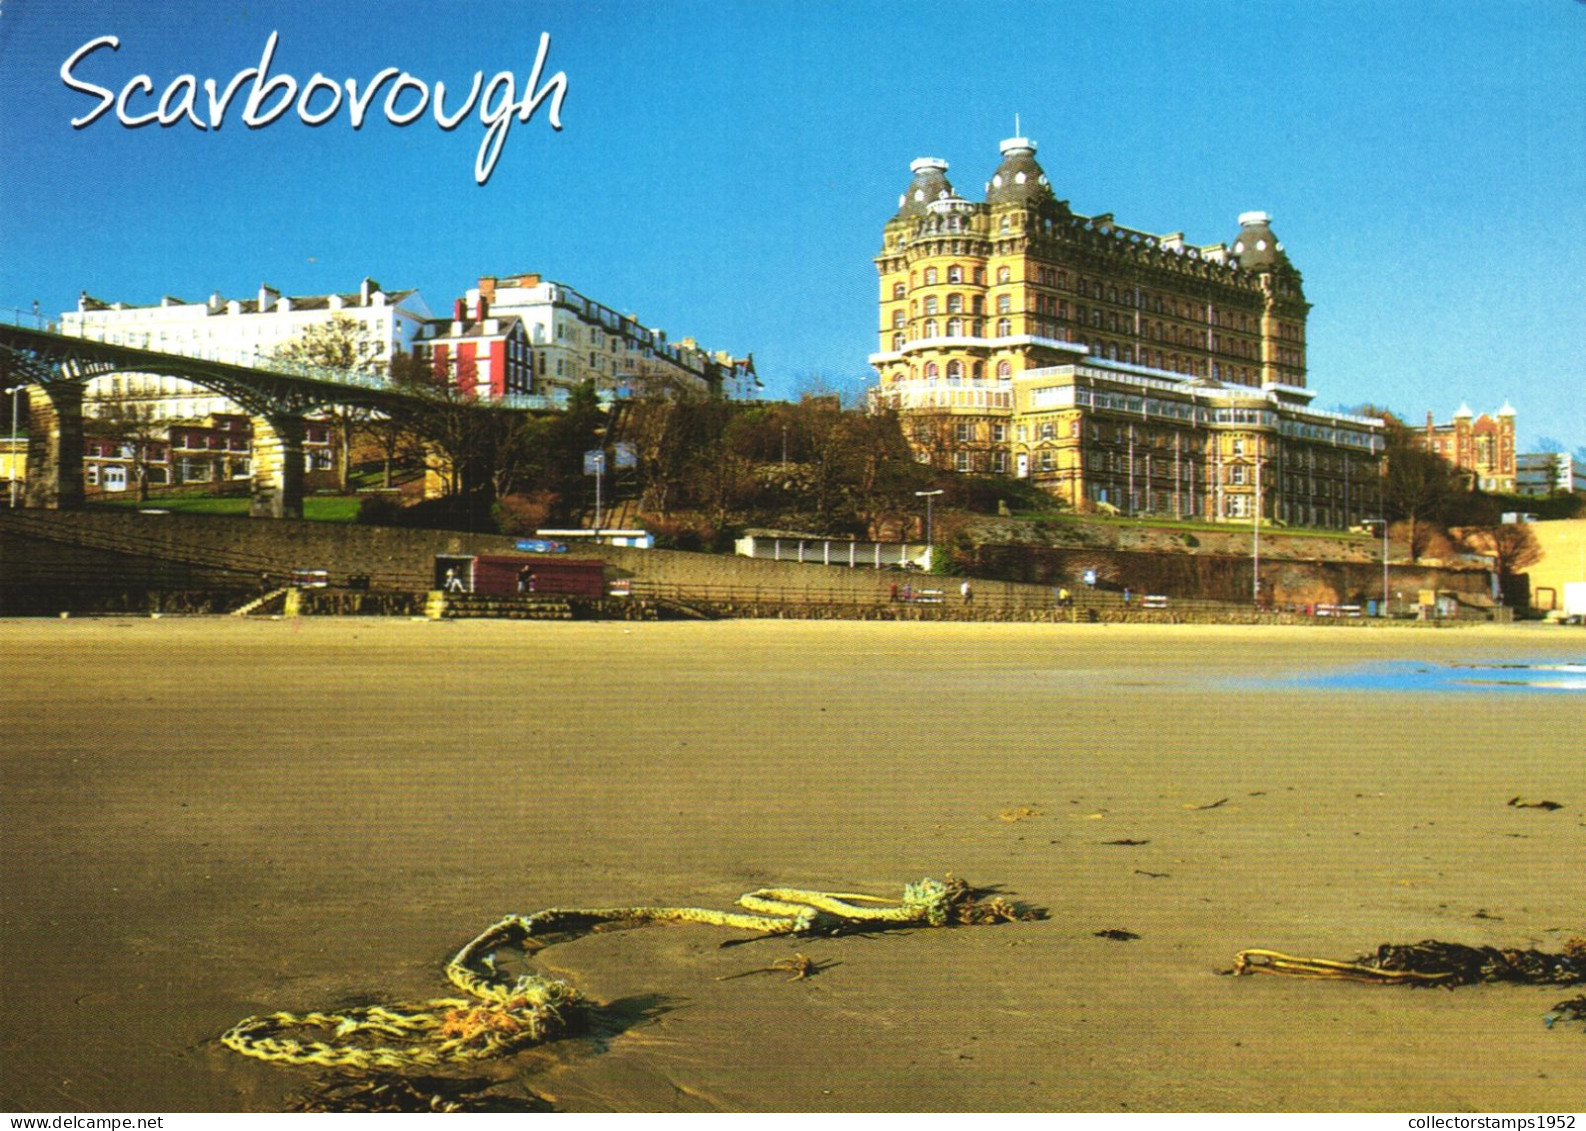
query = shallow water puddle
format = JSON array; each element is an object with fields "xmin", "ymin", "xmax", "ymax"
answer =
[{"xmin": 1243, "ymin": 658, "xmax": 1586, "ymax": 693}]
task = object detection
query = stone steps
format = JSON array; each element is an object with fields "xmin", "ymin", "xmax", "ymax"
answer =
[{"xmin": 425, "ymin": 592, "xmax": 575, "ymax": 620}]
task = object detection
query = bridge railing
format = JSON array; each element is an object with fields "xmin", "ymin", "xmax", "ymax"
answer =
[
  {"xmin": 1, "ymin": 305, "xmax": 53, "ymax": 331},
  {"xmin": 1, "ymin": 305, "xmax": 391, "ymax": 391},
  {"xmin": 2, "ymin": 305, "xmax": 584, "ymax": 412}
]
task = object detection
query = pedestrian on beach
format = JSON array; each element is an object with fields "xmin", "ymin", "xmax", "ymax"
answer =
[
  {"xmin": 889, "ymin": 581, "xmax": 899, "ymax": 603},
  {"xmin": 960, "ymin": 579, "xmax": 973, "ymax": 605},
  {"xmin": 1058, "ymin": 586, "xmax": 1071, "ymax": 608},
  {"xmin": 444, "ymin": 567, "xmax": 464, "ymax": 593},
  {"xmin": 1123, "ymin": 587, "xmax": 1131, "ymax": 605}
]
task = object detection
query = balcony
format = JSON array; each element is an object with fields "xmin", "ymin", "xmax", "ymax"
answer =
[{"xmin": 870, "ymin": 380, "xmax": 1013, "ymax": 412}]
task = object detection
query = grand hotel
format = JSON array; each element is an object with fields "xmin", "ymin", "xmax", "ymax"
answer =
[{"xmin": 868, "ymin": 135, "xmax": 1384, "ymax": 529}]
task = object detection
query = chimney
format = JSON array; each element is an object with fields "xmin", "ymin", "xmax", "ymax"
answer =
[
  {"xmin": 454, "ymin": 298, "xmax": 466, "ymax": 323},
  {"xmin": 476, "ymin": 295, "xmax": 489, "ymax": 321},
  {"xmin": 258, "ymin": 283, "xmax": 278, "ymax": 312},
  {"xmin": 477, "ymin": 277, "xmax": 497, "ymax": 302}
]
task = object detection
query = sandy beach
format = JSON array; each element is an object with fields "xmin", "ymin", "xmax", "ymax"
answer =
[{"xmin": 0, "ymin": 617, "xmax": 1581, "ymax": 1112}]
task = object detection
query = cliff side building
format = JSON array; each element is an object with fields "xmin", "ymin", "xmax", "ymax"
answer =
[
  {"xmin": 59, "ymin": 280, "xmax": 430, "ymax": 419},
  {"xmin": 868, "ymin": 135, "xmax": 1384, "ymax": 528},
  {"xmin": 462, "ymin": 273, "xmax": 759, "ymax": 401},
  {"xmin": 1516, "ymin": 451, "xmax": 1584, "ymax": 498},
  {"xmin": 1419, "ymin": 404, "xmax": 1517, "ymax": 493}
]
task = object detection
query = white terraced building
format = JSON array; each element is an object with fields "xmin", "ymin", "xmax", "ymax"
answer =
[{"xmin": 59, "ymin": 279, "xmax": 431, "ymax": 419}]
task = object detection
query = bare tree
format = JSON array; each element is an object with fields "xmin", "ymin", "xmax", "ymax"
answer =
[
  {"xmin": 89, "ymin": 390, "xmax": 169, "ymax": 504},
  {"xmin": 1374, "ymin": 411, "xmax": 1462, "ymax": 560},
  {"xmin": 273, "ymin": 315, "xmax": 388, "ymax": 491},
  {"xmin": 1461, "ymin": 523, "xmax": 1544, "ymax": 578}
]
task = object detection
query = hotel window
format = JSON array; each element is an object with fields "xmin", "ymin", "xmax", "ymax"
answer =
[
  {"xmin": 947, "ymin": 361, "xmax": 963, "ymax": 380},
  {"xmin": 892, "ymin": 333, "xmax": 904, "ymax": 350},
  {"xmin": 892, "ymin": 310, "xmax": 905, "ymax": 328},
  {"xmin": 993, "ymin": 423, "xmax": 1006, "ymax": 442},
  {"xmin": 993, "ymin": 452, "xmax": 1007, "ymax": 474},
  {"xmin": 955, "ymin": 423, "xmax": 972, "ymax": 442},
  {"xmin": 997, "ymin": 266, "xmax": 1011, "ymax": 283},
  {"xmin": 925, "ymin": 320, "xmax": 938, "ymax": 338},
  {"xmin": 1039, "ymin": 422, "xmax": 1055, "ymax": 440},
  {"xmin": 997, "ymin": 361, "xmax": 1012, "ymax": 378},
  {"xmin": 1040, "ymin": 451, "xmax": 1053, "ymax": 471},
  {"xmin": 924, "ymin": 296, "xmax": 938, "ymax": 315},
  {"xmin": 947, "ymin": 294, "xmax": 963, "ymax": 313},
  {"xmin": 893, "ymin": 283, "xmax": 905, "ymax": 299},
  {"xmin": 924, "ymin": 362, "xmax": 939, "ymax": 378},
  {"xmin": 948, "ymin": 266, "xmax": 963, "ymax": 283},
  {"xmin": 997, "ymin": 318, "xmax": 1011, "ymax": 336},
  {"xmin": 924, "ymin": 268, "xmax": 938, "ymax": 285},
  {"xmin": 997, "ymin": 295, "xmax": 1011, "ymax": 313},
  {"xmin": 973, "ymin": 362, "xmax": 984, "ymax": 379},
  {"xmin": 947, "ymin": 318, "xmax": 963, "ymax": 336},
  {"xmin": 955, "ymin": 452, "xmax": 971, "ymax": 472}
]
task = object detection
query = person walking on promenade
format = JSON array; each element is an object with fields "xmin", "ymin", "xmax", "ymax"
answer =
[{"xmin": 960, "ymin": 579, "xmax": 973, "ymax": 606}]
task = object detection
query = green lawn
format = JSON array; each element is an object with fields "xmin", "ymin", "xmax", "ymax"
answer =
[{"xmin": 92, "ymin": 494, "xmax": 363, "ymax": 522}]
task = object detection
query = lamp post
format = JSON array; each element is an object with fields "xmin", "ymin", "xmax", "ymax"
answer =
[
  {"xmin": 1363, "ymin": 518, "xmax": 1389, "ymax": 617},
  {"xmin": 4, "ymin": 384, "xmax": 23, "ymax": 509},
  {"xmin": 915, "ymin": 488, "xmax": 943, "ymax": 569},
  {"xmin": 1251, "ymin": 441, "xmax": 1261, "ymax": 608}
]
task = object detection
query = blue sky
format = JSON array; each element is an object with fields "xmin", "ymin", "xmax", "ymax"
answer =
[{"xmin": 2, "ymin": 0, "xmax": 1582, "ymax": 452}]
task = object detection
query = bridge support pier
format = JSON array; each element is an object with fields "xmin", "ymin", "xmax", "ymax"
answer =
[
  {"xmin": 23, "ymin": 384, "xmax": 85, "ymax": 510},
  {"xmin": 249, "ymin": 413, "xmax": 306, "ymax": 519}
]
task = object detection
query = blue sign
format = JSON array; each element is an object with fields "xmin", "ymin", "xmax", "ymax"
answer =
[{"xmin": 515, "ymin": 539, "xmax": 566, "ymax": 554}]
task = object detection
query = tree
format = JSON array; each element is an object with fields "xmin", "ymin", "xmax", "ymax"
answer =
[
  {"xmin": 1461, "ymin": 522, "xmax": 1543, "ymax": 578},
  {"xmin": 273, "ymin": 315, "xmax": 388, "ymax": 491},
  {"xmin": 89, "ymin": 390, "xmax": 169, "ymax": 503},
  {"xmin": 1375, "ymin": 411, "xmax": 1462, "ymax": 560}
]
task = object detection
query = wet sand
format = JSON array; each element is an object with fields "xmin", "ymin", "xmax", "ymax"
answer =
[{"xmin": 0, "ymin": 618, "xmax": 1581, "ymax": 1112}]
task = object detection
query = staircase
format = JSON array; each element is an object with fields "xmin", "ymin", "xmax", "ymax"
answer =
[{"xmin": 231, "ymin": 586, "xmax": 291, "ymax": 616}]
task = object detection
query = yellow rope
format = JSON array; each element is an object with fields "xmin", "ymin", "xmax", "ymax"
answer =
[{"xmin": 224, "ymin": 878, "xmax": 964, "ymax": 1071}]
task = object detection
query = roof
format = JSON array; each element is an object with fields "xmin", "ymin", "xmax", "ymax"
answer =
[
  {"xmin": 893, "ymin": 157, "xmax": 956, "ymax": 220},
  {"xmin": 1229, "ymin": 212, "xmax": 1293, "ymax": 273},
  {"xmin": 985, "ymin": 137, "xmax": 1056, "ymax": 207}
]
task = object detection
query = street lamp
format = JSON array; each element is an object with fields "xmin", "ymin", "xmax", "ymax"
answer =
[
  {"xmin": 1362, "ymin": 518, "xmax": 1389, "ymax": 617},
  {"xmin": 4, "ymin": 384, "xmax": 24, "ymax": 509},
  {"xmin": 919, "ymin": 485, "xmax": 938, "ymax": 542},
  {"xmin": 919, "ymin": 488, "xmax": 938, "ymax": 567}
]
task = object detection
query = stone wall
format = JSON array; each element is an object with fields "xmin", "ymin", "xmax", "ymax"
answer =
[{"xmin": 0, "ymin": 511, "xmax": 1501, "ymax": 617}]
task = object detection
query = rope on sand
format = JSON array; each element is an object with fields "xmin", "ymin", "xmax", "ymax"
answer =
[{"xmin": 222, "ymin": 876, "xmax": 1036, "ymax": 1072}]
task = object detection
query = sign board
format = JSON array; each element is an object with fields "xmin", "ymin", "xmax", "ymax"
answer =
[
  {"xmin": 515, "ymin": 539, "xmax": 566, "ymax": 554},
  {"xmin": 583, "ymin": 449, "xmax": 606, "ymax": 476},
  {"xmin": 613, "ymin": 442, "xmax": 637, "ymax": 469},
  {"xmin": 1083, "ymin": 569, "xmax": 1097, "ymax": 587}
]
